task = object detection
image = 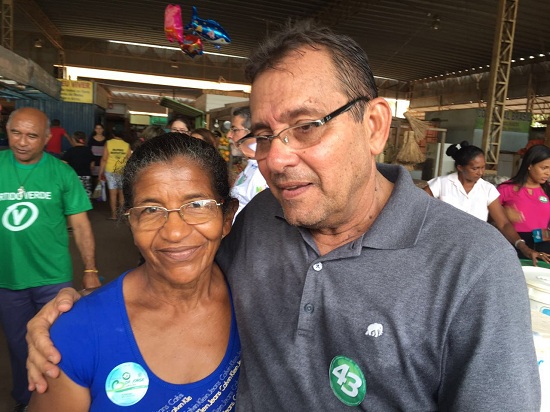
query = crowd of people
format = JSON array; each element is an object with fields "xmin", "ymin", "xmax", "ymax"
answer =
[{"xmin": 0, "ymin": 19, "xmax": 547, "ymax": 412}]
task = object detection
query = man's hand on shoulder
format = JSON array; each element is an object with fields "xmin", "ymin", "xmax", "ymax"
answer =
[{"xmin": 26, "ymin": 287, "xmax": 82, "ymax": 393}]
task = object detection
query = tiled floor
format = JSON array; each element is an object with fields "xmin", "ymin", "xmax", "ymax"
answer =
[{"xmin": 0, "ymin": 200, "xmax": 138, "ymax": 411}]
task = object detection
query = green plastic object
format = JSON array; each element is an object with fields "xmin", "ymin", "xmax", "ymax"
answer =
[{"xmin": 520, "ymin": 258, "xmax": 550, "ymax": 270}]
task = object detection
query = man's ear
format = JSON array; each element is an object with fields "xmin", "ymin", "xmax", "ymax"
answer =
[
  {"xmin": 363, "ymin": 97, "xmax": 392, "ymax": 156},
  {"xmin": 43, "ymin": 133, "xmax": 52, "ymax": 147}
]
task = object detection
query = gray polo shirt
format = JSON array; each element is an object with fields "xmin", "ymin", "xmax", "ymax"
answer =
[{"xmin": 217, "ymin": 164, "xmax": 540, "ymax": 411}]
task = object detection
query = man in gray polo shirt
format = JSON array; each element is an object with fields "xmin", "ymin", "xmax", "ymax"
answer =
[{"xmin": 26, "ymin": 20, "xmax": 540, "ymax": 411}]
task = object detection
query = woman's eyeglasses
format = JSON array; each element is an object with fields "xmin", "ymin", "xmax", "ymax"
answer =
[{"xmin": 124, "ymin": 199, "xmax": 223, "ymax": 230}]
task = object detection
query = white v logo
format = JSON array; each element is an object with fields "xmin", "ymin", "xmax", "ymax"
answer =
[
  {"xmin": 12, "ymin": 208, "xmax": 28, "ymax": 226},
  {"xmin": 2, "ymin": 202, "xmax": 39, "ymax": 232}
]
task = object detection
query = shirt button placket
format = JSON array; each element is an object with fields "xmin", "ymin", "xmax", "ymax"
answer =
[{"xmin": 304, "ymin": 262, "xmax": 323, "ymax": 314}]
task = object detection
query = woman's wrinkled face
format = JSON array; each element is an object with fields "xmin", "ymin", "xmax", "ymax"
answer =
[
  {"xmin": 457, "ymin": 154, "xmax": 485, "ymax": 183},
  {"xmin": 130, "ymin": 157, "xmax": 232, "ymax": 285}
]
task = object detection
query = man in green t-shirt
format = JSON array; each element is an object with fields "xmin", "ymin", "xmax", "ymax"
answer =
[{"xmin": 0, "ymin": 107, "xmax": 101, "ymax": 411}]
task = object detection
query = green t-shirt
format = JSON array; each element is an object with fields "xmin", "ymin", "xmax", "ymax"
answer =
[{"xmin": 0, "ymin": 151, "xmax": 92, "ymax": 289}]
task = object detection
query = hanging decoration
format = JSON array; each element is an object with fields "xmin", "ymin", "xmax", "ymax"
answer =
[
  {"xmin": 395, "ymin": 112, "xmax": 430, "ymax": 170},
  {"xmin": 164, "ymin": 4, "xmax": 230, "ymax": 59},
  {"xmin": 180, "ymin": 34, "xmax": 203, "ymax": 58},
  {"xmin": 164, "ymin": 4, "xmax": 184, "ymax": 44},
  {"xmin": 185, "ymin": 6, "xmax": 231, "ymax": 49}
]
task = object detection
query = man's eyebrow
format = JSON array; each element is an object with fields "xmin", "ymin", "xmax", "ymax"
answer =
[
  {"xmin": 250, "ymin": 122, "xmax": 271, "ymax": 133},
  {"xmin": 251, "ymin": 106, "xmax": 320, "ymax": 132}
]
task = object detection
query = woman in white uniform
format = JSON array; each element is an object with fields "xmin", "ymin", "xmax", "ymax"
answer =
[{"xmin": 424, "ymin": 141, "xmax": 548, "ymax": 265}]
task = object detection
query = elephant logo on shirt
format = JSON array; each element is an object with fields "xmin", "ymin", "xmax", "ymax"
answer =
[{"xmin": 365, "ymin": 323, "xmax": 383, "ymax": 337}]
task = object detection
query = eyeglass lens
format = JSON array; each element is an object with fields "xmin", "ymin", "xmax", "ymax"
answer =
[
  {"xmin": 239, "ymin": 97, "xmax": 369, "ymax": 160},
  {"xmin": 128, "ymin": 200, "xmax": 219, "ymax": 229}
]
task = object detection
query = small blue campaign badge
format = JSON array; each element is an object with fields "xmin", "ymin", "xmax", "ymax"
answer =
[{"xmin": 105, "ymin": 362, "xmax": 149, "ymax": 406}]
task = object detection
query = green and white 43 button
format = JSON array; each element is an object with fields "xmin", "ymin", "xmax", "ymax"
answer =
[{"xmin": 329, "ymin": 355, "xmax": 366, "ymax": 406}]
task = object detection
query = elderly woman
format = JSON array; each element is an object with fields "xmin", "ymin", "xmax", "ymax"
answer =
[
  {"xmin": 28, "ymin": 134, "xmax": 240, "ymax": 411},
  {"xmin": 424, "ymin": 141, "xmax": 548, "ymax": 265}
]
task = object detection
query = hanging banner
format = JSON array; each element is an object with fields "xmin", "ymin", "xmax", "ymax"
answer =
[{"xmin": 475, "ymin": 109, "xmax": 531, "ymax": 133}]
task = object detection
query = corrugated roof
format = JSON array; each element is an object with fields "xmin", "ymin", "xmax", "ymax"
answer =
[
  {"xmin": 19, "ymin": 0, "xmax": 550, "ymax": 82},
  {"xmin": 5, "ymin": 0, "xmax": 550, "ymax": 113}
]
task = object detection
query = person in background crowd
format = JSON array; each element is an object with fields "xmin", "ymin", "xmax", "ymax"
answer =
[
  {"xmin": 424, "ymin": 141, "xmax": 548, "ymax": 265},
  {"xmin": 518, "ymin": 138, "xmax": 546, "ymax": 157},
  {"xmin": 98, "ymin": 125, "xmax": 130, "ymax": 220},
  {"xmin": 498, "ymin": 144, "xmax": 550, "ymax": 259},
  {"xmin": 0, "ymin": 108, "xmax": 99, "ymax": 412},
  {"xmin": 28, "ymin": 134, "xmax": 239, "ymax": 412},
  {"xmin": 190, "ymin": 128, "xmax": 218, "ymax": 147},
  {"xmin": 168, "ymin": 116, "xmax": 190, "ymax": 134},
  {"xmin": 26, "ymin": 20, "xmax": 540, "ymax": 411},
  {"xmin": 212, "ymin": 130, "xmax": 222, "ymax": 147},
  {"xmin": 227, "ymin": 106, "xmax": 268, "ymax": 217},
  {"xmin": 88, "ymin": 123, "xmax": 108, "ymax": 185},
  {"xmin": 62, "ymin": 131, "xmax": 95, "ymax": 198},
  {"xmin": 130, "ymin": 125, "xmax": 165, "ymax": 152},
  {"xmin": 45, "ymin": 119, "xmax": 73, "ymax": 158}
]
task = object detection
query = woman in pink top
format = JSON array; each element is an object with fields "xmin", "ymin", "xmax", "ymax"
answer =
[{"xmin": 498, "ymin": 144, "xmax": 550, "ymax": 259}]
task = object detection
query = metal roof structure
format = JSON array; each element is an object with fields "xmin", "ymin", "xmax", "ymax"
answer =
[{"xmin": 3, "ymin": 0, "xmax": 550, "ymax": 114}]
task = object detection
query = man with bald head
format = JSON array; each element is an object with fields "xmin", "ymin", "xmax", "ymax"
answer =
[{"xmin": 0, "ymin": 108, "xmax": 100, "ymax": 411}]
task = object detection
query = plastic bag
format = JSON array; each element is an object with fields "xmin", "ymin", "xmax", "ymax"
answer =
[
  {"xmin": 92, "ymin": 181, "xmax": 107, "ymax": 201},
  {"xmin": 92, "ymin": 182, "xmax": 102, "ymax": 199},
  {"xmin": 98, "ymin": 181, "xmax": 107, "ymax": 202}
]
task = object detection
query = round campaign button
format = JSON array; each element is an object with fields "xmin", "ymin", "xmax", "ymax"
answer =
[
  {"xmin": 329, "ymin": 355, "xmax": 366, "ymax": 406},
  {"xmin": 105, "ymin": 362, "xmax": 149, "ymax": 406}
]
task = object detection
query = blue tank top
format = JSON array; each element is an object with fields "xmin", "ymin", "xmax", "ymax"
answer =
[{"xmin": 51, "ymin": 272, "xmax": 240, "ymax": 411}]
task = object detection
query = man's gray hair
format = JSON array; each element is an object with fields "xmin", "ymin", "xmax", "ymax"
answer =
[{"xmin": 232, "ymin": 106, "xmax": 251, "ymax": 129}]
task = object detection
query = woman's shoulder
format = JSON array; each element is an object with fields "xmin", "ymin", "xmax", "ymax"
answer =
[
  {"xmin": 65, "ymin": 276, "xmax": 125, "ymax": 318},
  {"xmin": 497, "ymin": 181, "xmax": 517, "ymax": 193}
]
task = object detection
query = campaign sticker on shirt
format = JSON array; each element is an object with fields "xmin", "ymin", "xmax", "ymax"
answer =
[
  {"xmin": 540, "ymin": 195, "xmax": 548, "ymax": 203},
  {"xmin": 105, "ymin": 362, "xmax": 149, "ymax": 406},
  {"xmin": 329, "ymin": 355, "xmax": 366, "ymax": 406}
]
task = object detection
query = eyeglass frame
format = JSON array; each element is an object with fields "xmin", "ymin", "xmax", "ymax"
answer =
[
  {"xmin": 236, "ymin": 96, "xmax": 370, "ymax": 160},
  {"xmin": 123, "ymin": 199, "xmax": 224, "ymax": 230},
  {"xmin": 228, "ymin": 126, "xmax": 250, "ymax": 134}
]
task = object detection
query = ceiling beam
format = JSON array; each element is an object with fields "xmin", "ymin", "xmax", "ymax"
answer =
[{"xmin": 15, "ymin": 0, "xmax": 63, "ymax": 50}]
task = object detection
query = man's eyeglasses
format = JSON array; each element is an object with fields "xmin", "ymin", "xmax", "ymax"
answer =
[
  {"xmin": 124, "ymin": 199, "xmax": 223, "ymax": 231},
  {"xmin": 236, "ymin": 96, "xmax": 370, "ymax": 160},
  {"xmin": 228, "ymin": 127, "xmax": 249, "ymax": 134}
]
